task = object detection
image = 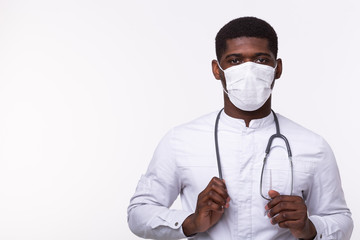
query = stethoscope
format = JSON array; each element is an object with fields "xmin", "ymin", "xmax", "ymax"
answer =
[{"xmin": 214, "ymin": 108, "xmax": 294, "ymax": 200}]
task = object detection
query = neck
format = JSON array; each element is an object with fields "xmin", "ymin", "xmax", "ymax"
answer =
[{"xmin": 223, "ymin": 97, "xmax": 272, "ymax": 127}]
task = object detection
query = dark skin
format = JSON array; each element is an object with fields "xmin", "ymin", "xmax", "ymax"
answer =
[
  {"xmin": 182, "ymin": 37, "xmax": 316, "ymax": 240},
  {"xmin": 266, "ymin": 190, "xmax": 316, "ymax": 239},
  {"xmin": 182, "ymin": 177, "xmax": 230, "ymax": 236},
  {"xmin": 212, "ymin": 37, "xmax": 282, "ymax": 127}
]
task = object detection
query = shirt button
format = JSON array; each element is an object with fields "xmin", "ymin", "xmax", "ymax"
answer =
[
  {"xmin": 320, "ymin": 234, "xmax": 322, "ymax": 238},
  {"xmin": 175, "ymin": 222, "xmax": 179, "ymax": 226}
]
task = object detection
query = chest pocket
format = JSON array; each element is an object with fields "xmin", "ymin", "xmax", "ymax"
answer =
[{"xmin": 262, "ymin": 144, "xmax": 315, "ymax": 198}]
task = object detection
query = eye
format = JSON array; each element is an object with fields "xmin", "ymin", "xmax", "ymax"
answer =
[
  {"xmin": 255, "ymin": 58, "xmax": 269, "ymax": 64},
  {"xmin": 229, "ymin": 58, "xmax": 241, "ymax": 65}
]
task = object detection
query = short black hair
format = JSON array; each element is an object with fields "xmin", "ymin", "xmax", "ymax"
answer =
[{"xmin": 215, "ymin": 17, "xmax": 278, "ymax": 61}]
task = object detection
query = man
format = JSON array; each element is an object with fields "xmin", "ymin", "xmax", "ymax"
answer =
[{"xmin": 127, "ymin": 17, "xmax": 353, "ymax": 239}]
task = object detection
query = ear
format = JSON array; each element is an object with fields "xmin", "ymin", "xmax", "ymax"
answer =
[
  {"xmin": 212, "ymin": 59, "xmax": 222, "ymax": 80},
  {"xmin": 275, "ymin": 58, "xmax": 282, "ymax": 79}
]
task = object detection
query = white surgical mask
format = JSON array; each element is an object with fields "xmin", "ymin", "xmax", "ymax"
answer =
[{"xmin": 219, "ymin": 61, "xmax": 276, "ymax": 111}]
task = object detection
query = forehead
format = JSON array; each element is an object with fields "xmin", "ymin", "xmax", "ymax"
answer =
[{"xmin": 222, "ymin": 37, "xmax": 273, "ymax": 59}]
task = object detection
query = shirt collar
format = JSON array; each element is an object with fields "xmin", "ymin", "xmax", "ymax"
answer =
[{"xmin": 220, "ymin": 110, "xmax": 274, "ymax": 130}]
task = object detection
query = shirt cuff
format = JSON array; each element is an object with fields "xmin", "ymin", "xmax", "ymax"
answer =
[
  {"xmin": 150, "ymin": 209, "xmax": 193, "ymax": 238},
  {"xmin": 309, "ymin": 215, "xmax": 326, "ymax": 240}
]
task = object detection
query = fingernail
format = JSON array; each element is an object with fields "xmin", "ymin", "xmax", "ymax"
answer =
[{"xmin": 265, "ymin": 205, "xmax": 269, "ymax": 210}]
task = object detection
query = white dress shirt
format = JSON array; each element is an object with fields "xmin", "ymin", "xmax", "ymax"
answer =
[{"xmin": 128, "ymin": 111, "xmax": 353, "ymax": 240}]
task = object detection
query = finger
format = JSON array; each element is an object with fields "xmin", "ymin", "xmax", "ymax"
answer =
[
  {"xmin": 266, "ymin": 195, "xmax": 303, "ymax": 210},
  {"xmin": 197, "ymin": 177, "xmax": 230, "ymax": 213},
  {"xmin": 197, "ymin": 196, "xmax": 226, "ymax": 213},
  {"xmin": 270, "ymin": 210, "xmax": 306, "ymax": 225},
  {"xmin": 225, "ymin": 196, "xmax": 231, "ymax": 208},
  {"xmin": 201, "ymin": 177, "xmax": 229, "ymax": 199},
  {"xmin": 268, "ymin": 189, "xmax": 280, "ymax": 199},
  {"xmin": 199, "ymin": 186, "xmax": 228, "ymax": 205},
  {"xmin": 210, "ymin": 177, "xmax": 228, "ymax": 191},
  {"xmin": 206, "ymin": 199, "xmax": 226, "ymax": 213},
  {"xmin": 267, "ymin": 201, "xmax": 306, "ymax": 218},
  {"xmin": 202, "ymin": 189, "xmax": 228, "ymax": 207},
  {"xmin": 198, "ymin": 185, "xmax": 228, "ymax": 207}
]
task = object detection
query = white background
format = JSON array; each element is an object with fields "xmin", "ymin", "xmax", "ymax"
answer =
[{"xmin": 0, "ymin": 0, "xmax": 359, "ymax": 239}]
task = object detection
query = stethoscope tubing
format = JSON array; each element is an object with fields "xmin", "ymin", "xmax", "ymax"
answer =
[
  {"xmin": 214, "ymin": 108, "xmax": 293, "ymax": 200},
  {"xmin": 214, "ymin": 109, "xmax": 224, "ymax": 179}
]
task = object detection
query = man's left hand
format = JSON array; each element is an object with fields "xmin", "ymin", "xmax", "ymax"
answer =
[{"xmin": 265, "ymin": 190, "xmax": 317, "ymax": 240}]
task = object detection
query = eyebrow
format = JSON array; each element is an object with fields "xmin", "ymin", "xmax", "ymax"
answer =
[{"xmin": 224, "ymin": 52, "xmax": 272, "ymax": 59}]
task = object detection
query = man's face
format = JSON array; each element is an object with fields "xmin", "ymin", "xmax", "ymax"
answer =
[
  {"xmin": 211, "ymin": 36, "xmax": 283, "ymax": 115},
  {"xmin": 213, "ymin": 37, "xmax": 282, "ymax": 87}
]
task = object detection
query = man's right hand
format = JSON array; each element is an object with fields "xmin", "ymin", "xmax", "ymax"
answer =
[{"xmin": 182, "ymin": 177, "xmax": 230, "ymax": 236}]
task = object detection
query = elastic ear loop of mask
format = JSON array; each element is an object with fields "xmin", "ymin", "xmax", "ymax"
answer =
[{"xmin": 217, "ymin": 61, "xmax": 229, "ymax": 95}]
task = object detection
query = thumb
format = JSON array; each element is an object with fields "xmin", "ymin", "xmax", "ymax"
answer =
[{"xmin": 268, "ymin": 190, "xmax": 280, "ymax": 199}]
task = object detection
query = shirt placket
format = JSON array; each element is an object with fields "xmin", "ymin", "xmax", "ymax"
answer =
[{"xmin": 237, "ymin": 128, "xmax": 254, "ymax": 239}]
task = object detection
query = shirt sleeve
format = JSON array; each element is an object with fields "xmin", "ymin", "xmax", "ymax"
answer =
[
  {"xmin": 127, "ymin": 129, "xmax": 192, "ymax": 240},
  {"xmin": 306, "ymin": 138, "xmax": 353, "ymax": 240}
]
